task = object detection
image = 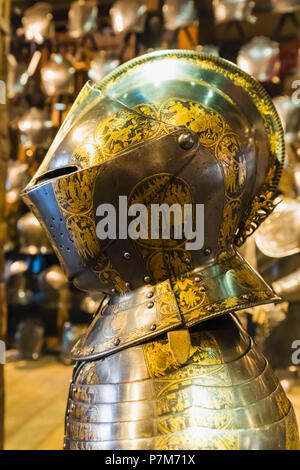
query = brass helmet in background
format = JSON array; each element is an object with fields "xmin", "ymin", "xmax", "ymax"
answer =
[
  {"xmin": 22, "ymin": 51, "xmax": 300, "ymax": 450},
  {"xmin": 21, "ymin": 2, "xmax": 54, "ymax": 45},
  {"xmin": 68, "ymin": 0, "xmax": 98, "ymax": 39},
  {"xmin": 212, "ymin": 0, "xmax": 255, "ymax": 24},
  {"xmin": 237, "ymin": 37, "xmax": 280, "ymax": 83},
  {"xmin": 162, "ymin": 0, "xmax": 198, "ymax": 31},
  {"xmin": 110, "ymin": 0, "xmax": 147, "ymax": 34},
  {"xmin": 17, "ymin": 212, "xmax": 52, "ymax": 255},
  {"xmin": 41, "ymin": 54, "xmax": 75, "ymax": 97}
]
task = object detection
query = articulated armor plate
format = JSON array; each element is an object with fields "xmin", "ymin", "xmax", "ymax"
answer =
[{"xmin": 23, "ymin": 50, "xmax": 299, "ymax": 450}]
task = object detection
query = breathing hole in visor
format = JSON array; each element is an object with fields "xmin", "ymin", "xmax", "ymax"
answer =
[{"xmin": 35, "ymin": 166, "xmax": 78, "ymax": 184}]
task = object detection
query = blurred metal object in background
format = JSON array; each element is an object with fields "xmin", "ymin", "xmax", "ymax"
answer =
[
  {"xmin": 196, "ymin": 44, "xmax": 220, "ymax": 56},
  {"xmin": 80, "ymin": 292, "xmax": 104, "ymax": 315},
  {"xmin": 68, "ymin": 0, "xmax": 98, "ymax": 39},
  {"xmin": 110, "ymin": 0, "xmax": 147, "ymax": 34},
  {"xmin": 41, "ymin": 54, "xmax": 75, "ymax": 97},
  {"xmin": 163, "ymin": 0, "xmax": 197, "ymax": 31},
  {"xmin": 18, "ymin": 108, "xmax": 54, "ymax": 149},
  {"xmin": 213, "ymin": 0, "xmax": 255, "ymax": 24},
  {"xmin": 60, "ymin": 322, "xmax": 87, "ymax": 365},
  {"xmin": 6, "ymin": 260, "xmax": 33, "ymax": 307},
  {"xmin": 270, "ymin": 0, "xmax": 300, "ymax": 13},
  {"xmin": 17, "ymin": 212, "xmax": 52, "ymax": 256},
  {"xmin": 89, "ymin": 51, "xmax": 120, "ymax": 83},
  {"xmin": 237, "ymin": 37, "xmax": 280, "ymax": 83},
  {"xmin": 22, "ymin": 2, "xmax": 54, "ymax": 45},
  {"xmin": 15, "ymin": 318, "xmax": 45, "ymax": 360},
  {"xmin": 255, "ymin": 197, "xmax": 300, "ymax": 259}
]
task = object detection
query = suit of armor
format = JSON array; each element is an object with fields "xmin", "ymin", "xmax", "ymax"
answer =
[{"xmin": 22, "ymin": 50, "xmax": 300, "ymax": 450}]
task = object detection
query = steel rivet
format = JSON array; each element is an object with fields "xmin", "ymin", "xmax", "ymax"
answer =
[
  {"xmin": 114, "ymin": 338, "xmax": 120, "ymax": 346},
  {"xmin": 194, "ymin": 276, "xmax": 201, "ymax": 282},
  {"xmin": 146, "ymin": 291, "xmax": 154, "ymax": 298},
  {"xmin": 124, "ymin": 252, "xmax": 131, "ymax": 260},
  {"xmin": 150, "ymin": 324, "xmax": 157, "ymax": 331},
  {"xmin": 199, "ymin": 286, "xmax": 206, "ymax": 292},
  {"xmin": 125, "ymin": 282, "xmax": 131, "ymax": 288},
  {"xmin": 147, "ymin": 301, "xmax": 154, "ymax": 309},
  {"xmin": 90, "ymin": 347, "xmax": 95, "ymax": 353},
  {"xmin": 111, "ymin": 288, "xmax": 116, "ymax": 294},
  {"xmin": 178, "ymin": 132, "xmax": 195, "ymax": 150},
  {"xmin": 204, "ymin": 248, "xmax": 212, "ymax": 256},
  {"xmin": 207, "ymin": 306, "xmax": 214, "ymax": 312},
  {"xmin": 144, "ymin": 275, "xmax": 151, "ymax": 283},
  {"xmin": 242, "ymin": 294, "xmax": 250, "ymax": 300}
]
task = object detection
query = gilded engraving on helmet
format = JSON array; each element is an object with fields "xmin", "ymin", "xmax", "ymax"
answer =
[
  {"xmin": 160, "ymin": 98, "xmax": 225, "ymax": 147},
  {"xmin": 94, "ymin": 104, "xmax": 162, "ymax": 157},
  {"xmin": 128, "ymin": 173, "xmax": 193, "ymax": 283},
  {"xmin": 54, "ymin": 166, "xmax": 100, "ymax": 215}
]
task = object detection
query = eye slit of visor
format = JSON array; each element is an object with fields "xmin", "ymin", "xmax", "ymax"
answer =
[{"xmin": 35, "ymin": 165, "xmax": 79, "ymax": 184}]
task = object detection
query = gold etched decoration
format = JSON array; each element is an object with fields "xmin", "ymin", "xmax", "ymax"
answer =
[
  {"xmin": 71, "ymin": 138, "xmax": 103, "ymax": 168},
  {"xmin": 94, "ymin": 104, "xmax": 162, "ymax": 158},
  {"xmin": 154, "ymin": 430, "xmax": 240, "ymax": 450},
  {"xmin": 66, "ymin": 215, "xmax": 101, "ymax": 261},
  {"xmin": 100, "ymin": 50, "xmax": 284, "ymax": 245},
  {"xmin": 54, "ymin": 166, "xmax": 100, "ymax": 215},
  {"xmin": 285, "ymin": 408, "xmax": 300, "ymax": 450},
  {"xmin": 128, "ymin": 173, "xmax": 193, "ymax": 283},
  {"xmin": 160, "ymin": 98, "xmax": 225, "ymax": 147},
  {"xmin": 53, "ymin": 165, "xmax": 128, "ymax": 295},
  {"xmin": 173, "ymin": 278, "xmax": 207, "ymax": 313},
  {"xmin": 158, "ymin": 97, "xmax": 245, "ymax": 250},
  {"xmin": 144, "ymin": 331, "xmax": 224, "ymax": 379}
]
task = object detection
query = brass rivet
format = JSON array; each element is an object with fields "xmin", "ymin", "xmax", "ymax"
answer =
[
  {"xmin": 178, "ymin": 132, "xmax": 195, "ymax": 150},
  {"xmin": 124, "ymin": 252, "xmax": 131, "ymax": 260},
  {"xmin": 199, "ymin": 286, "xmax": 206, "ymax": 292},
  {"xmin": 147, "ymin": 301, "xmax": 154, "ymax": 309},
  {"xmin": 144, "ymin": 275, "xmax": 151, "ymax": 283},
  {"xmin": 111, "ymin": 288, "xmax": 116, "ymax": 293},
  {"xmin": 194, "ymin": 276, "xmax": 201, "ymax": 282},
  {"xmin": 125, "ymin": 282, "xmax": 131, "ymax": 288},
  {"xmin": 90, "ymin": 347, "xmax": 95, "ymax": 353},
  {"xmin": 146, "ymin": 291, "xmax": 154, "ymax": 298},
  {"xmin": 150, "ymin": 324, "xmax": 157, "ymax": 331},
  {"xmin": 204, "ymin": 248, "xmax": 212, "ymax": 256},
  {"xmin": 207, "ymin": 306, "xmax": 214, "ymax": 312},
  {"xmin": 114, "ymin": 338, "xmax": 120, "ymax": 346},
  {"xmin": 242, "ymin": 294, "xmax": 250, "ymax": 300}
]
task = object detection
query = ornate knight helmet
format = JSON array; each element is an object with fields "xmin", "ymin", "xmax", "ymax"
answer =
[{"xmin": 23, "ymin": 50, "xmax": 284, "ymax": 357}]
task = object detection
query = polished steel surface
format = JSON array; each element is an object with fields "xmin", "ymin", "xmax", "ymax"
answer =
[
  {"xmin": 237, "ymin": 37, "xmax": 280, "ymax": 83},
  {"xmin": 68, "ymin": 0, "xmax": 98, "ymax": 39},
  {"xmin": 163, "ymin": 0, "xmax": 197, "ymax": 31},
  {"xmin": 110, "ymin": 0, "xmax": 147, "ymax": 34},
  {"xmin": 64, "ymin": 314, "xmax": 299, "ymax": 450},
  {"xmin": 213, "ymin": 0, "xmax": 255, "ymax": 24}
]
